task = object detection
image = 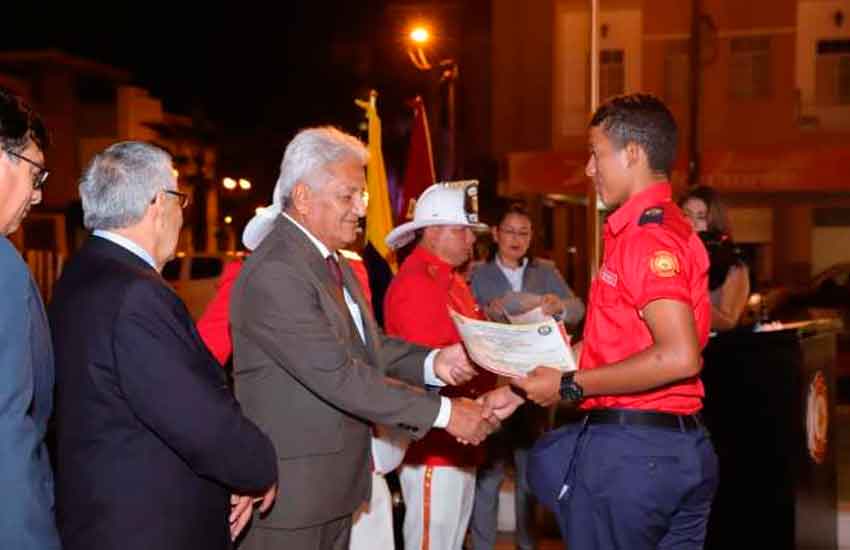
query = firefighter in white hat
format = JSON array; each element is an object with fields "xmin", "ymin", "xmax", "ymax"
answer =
[{"xmin": 384, "ymin": 182, "xmax": 497, "ymax": 550}]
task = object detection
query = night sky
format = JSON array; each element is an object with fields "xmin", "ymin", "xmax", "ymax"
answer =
[{"xmin": 1, "ymin": 1, "xmax": 460, "ymax": 207}]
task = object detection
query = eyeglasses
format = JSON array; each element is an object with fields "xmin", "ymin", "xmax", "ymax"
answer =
[
  {"xmin": 3, "ymin": 148, "xmax": 49, "ymax": 190},
  {"xmin": 498, "ymin": 227, "xmax": 531, "ymax": 239},
  {"xmin": 163, "ymin": 189, "xmax": 191, "ymax": 208}
]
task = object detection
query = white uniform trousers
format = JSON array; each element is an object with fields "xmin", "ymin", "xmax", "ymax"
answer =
[
  {"xmin": 399, "ymin": 464, "xmax": 476, "ymax": 550},
  {"xmin": 350, "ymin": 472, "xmax": 395, "ymax": 550}
]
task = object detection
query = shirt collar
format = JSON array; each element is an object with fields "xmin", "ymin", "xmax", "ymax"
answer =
[
  {"xmin": 495, "ymin": 254, "xmax": 528, "ymax": 271},
  {"xmin": 92, "ymin": 229, "xmax": 157, "ymax": 270},
  {"xmin": 282, "ymin": 212, "xmax": 335, "ymax": 259},
  {"xmin": 410, "ymin": 245, "xmax": 454, "ymax": 277},
  {"xmin": 605, "ymin": 182, "xmax": 673, "ymax": 236}
]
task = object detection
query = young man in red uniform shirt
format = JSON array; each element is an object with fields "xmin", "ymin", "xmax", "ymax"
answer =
[
  {"xmin": 384, "ymin": 182, "xmax": 498, "ymax": 550},
  {"xmin": 487, "ymin": 94, "xmax": 718, "ymax": 549}
]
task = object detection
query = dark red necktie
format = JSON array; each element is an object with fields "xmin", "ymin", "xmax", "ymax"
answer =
[{"xmin": 326, "ymin": 254, "xmax": 344, "ymax": 294}]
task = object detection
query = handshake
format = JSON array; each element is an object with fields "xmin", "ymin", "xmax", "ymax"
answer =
[
  {"xmin": 434, "ymin": 344, "xmax": 526, "ymax": 445},
  {"xmin": 444, "ymin": 386, "xmax": 526, "ymax": 445}
]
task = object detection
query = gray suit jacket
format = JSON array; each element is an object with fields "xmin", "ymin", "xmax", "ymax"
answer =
[
  {"xmin": 0, "ymin": 237, "xmax": 61, "ymax": 549},
  {"xmin": 469, "ymin": 257, "xmax": 585, "ymax": 325},
  {"xmin": 230, "ymin": 215, "xmax": 441, "ymax": 529}
]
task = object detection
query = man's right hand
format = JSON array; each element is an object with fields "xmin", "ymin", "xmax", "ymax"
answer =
[{"xmin": 445, "ymin": 397, "xmax": 499, "ymax": 445}]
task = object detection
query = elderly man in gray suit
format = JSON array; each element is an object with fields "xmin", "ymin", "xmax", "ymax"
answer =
[
  {"xmin": 231, "ymin": 126, "xmax": 504, "ymax": 550},
  {"xmin": 0, "ymin": 87, "xmax": 60, "ymax": 549}
]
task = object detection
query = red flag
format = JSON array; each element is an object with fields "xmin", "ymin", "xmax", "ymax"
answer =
[{"xmin": 400, "ymin": 96, "xmax": 436, "ymax": 220}]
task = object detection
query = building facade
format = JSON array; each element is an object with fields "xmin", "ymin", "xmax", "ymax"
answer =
[{"xmin": 492, "ymin": 0, "xmax": 850, "ymax": 294}]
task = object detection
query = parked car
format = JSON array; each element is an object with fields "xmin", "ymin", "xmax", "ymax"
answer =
[{"xmin": 161, "ymin": 252, "xmax": 244, "ymax": 320}]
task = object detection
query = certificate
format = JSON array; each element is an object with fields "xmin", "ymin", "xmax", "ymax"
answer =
[{"xmin": 450, "ymin": 309, "xmax": 576, "ymax": 378}]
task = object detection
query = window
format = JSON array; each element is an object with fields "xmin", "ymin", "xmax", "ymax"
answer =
[
  {"xmin": 665, "ymin": 40, "xmax": 691, "ymax": 103},
  {"xmin": 729, "ymin": 36, "xmax": 771, "ymax": 99},
  {"xmin": 600, "ymin": 49, "xmax": 625, "ymax": 100},
  {"xmin": 816, "ymin": 39, "xmax": 850, "ymax": 106},
  {"xmin": 190, "ymin": 257, "xmax": 223, "ymax": 280}
]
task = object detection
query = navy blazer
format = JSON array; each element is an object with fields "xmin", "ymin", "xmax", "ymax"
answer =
[
  {"xmin": 49, "ymin": 236, "xmax": 277, "ymax": 550},
  {"xmin": 0, "ymin": 237, "xmax": 61, "ymax": 549}
]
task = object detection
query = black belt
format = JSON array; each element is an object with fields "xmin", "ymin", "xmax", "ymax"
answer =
[{"xmin": 586, "ymin": 408, "xmax": 704, "ymax": 432}]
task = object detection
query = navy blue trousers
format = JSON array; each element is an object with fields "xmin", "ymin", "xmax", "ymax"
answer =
[{"xmin": 556, "ymin": 422, "xmax": 718, "ymax": 550}]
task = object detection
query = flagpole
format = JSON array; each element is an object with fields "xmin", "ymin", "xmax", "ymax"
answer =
[{"xmin": 587, "ymin": 0, "xmax": 601, "ymax": 279}]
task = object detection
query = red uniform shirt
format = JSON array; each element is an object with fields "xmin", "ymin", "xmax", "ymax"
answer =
[
  {"xmin": 580, "ymin": 183, "xmax": 711, "ymax": 415},
  {"xmin": 384, "ymin": 245, "xmax": 496, "ymax": 467},
  {"xmin": 197, "ymin": 254, "xmax": 373, "ymax": 366}
]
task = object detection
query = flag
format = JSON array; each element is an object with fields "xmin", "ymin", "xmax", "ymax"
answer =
[
  {"xmin": 355, "ymin": 91, "xmax": 397, "ymax": 271},
  {"xmin": 400, "ymin": 96, "xmax": 436, "ymax": 220}
]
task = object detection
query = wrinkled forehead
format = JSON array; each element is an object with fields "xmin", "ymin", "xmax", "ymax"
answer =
[{"xmin": 321, "ymin": 161, "xmax": 365, "ymax": 189}]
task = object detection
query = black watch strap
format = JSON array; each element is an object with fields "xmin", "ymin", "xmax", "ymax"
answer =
[{"xmin": 559, "ymin": 371, "xmax": 584, "ymax": 403}]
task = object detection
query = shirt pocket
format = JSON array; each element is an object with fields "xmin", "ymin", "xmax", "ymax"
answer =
[{"xmin": 592, "ymin": 272, "xmax": 621, "ymax": 309}]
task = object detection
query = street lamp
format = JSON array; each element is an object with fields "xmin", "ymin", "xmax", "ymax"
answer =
[
  {"xmin": 406, "ymin": 24, "xmax": 459, "ymax": 180},
  {"xmin": 409, "ymin": 26, "xmax": 430, "ymax": 45}
]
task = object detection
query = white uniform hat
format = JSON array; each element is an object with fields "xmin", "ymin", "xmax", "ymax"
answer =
[
  {"xmin": 385, "ymin": 180, "xmax": 487, "ymax": 250},
  {"xmin": 242, "ymin": 203, "xmax": 281, "ymax": 251}
]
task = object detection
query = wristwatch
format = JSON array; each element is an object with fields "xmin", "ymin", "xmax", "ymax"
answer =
[{"xmin": 559, "ymin": 371, "xmax": 584, "ymax": 403}]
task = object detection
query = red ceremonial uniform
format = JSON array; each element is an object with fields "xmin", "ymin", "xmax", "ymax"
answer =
[
  {"xmin": 384, "ymin": 246, "xmax": 496, "ymax": 467},
  {"xmin": 196, "ymin": 254, "xmax": 373, "ymax": 366},
  {"xmin": 580, "ymin": 183, "xmax": 711, "ymax": 414}
]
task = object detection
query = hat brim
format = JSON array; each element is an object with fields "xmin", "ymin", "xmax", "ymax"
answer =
[
  {"xmin": 385, "ymin": 219, "xmax": 489, "ymax": 250},
  {"xmin": 242, "ymin": 210, "xmax": 282, "ymax": 250}
]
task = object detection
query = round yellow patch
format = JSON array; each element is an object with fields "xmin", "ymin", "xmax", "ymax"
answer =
[{"xmin": 650, "ymin": 250, "xmax": 679, "ymax": 277}]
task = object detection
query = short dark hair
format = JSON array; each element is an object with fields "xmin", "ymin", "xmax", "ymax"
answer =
[
  {"xmin": 0, "ymin": 87, "xmax": 49, "ymax": 154},
  {"xmin": 496, "ymin": 202, "xmax": 531, "ymax": 227},
  {"xmin": 589, "ymin": 93, "xmax": 677, "ymax": 176}
]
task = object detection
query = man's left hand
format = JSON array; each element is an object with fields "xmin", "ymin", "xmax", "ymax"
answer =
[
  {"xmin": 229, "ymin": 494, "xmax": 254, "ymax": 541},
  {"xmin": 229, "ymin": 483, "xmax": 277, "ymax": 541},
  {"xmin": 434, "ymin": 343, "xmax": 478, "ymax": 386},
  {"xmin": 511, "ymin": 366, "xmax": 563, "ymax": 407}
]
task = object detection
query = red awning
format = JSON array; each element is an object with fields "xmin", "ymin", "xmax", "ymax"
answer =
[
  {"xmin": 504, "ymin": 151, "xmax": 589, "ymax": 196},
  {"xmin": 675, "ymin": 144, "xmax": 850, "ymax": 192},
  {"xmin": 504, "ymin": 144, "xmax": 850, "ymax": 196}
]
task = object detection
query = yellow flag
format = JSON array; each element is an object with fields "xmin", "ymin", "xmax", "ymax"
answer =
[{"xmin": 355, "ymin": 91, "xmax": 397, "ymax": 271}]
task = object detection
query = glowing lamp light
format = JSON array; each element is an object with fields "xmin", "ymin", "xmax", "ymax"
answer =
[
  {"xmin": 410, "ymin": 27, "xmax": 430, "ymax": 44},
  {"xmin": 238, "ymin": 178, "xmax": 252, "ymax": 190},
  {"xmin": 224, "ymin": 215, "xmax": 233, "ymax": 224},
  {"xmin": 222, "ymin": 177, "xmax": 237, "ymax": 190}
]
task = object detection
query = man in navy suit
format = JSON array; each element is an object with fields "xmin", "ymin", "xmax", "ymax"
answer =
[
  {"xmin": 0, "ymin": 87, "xmax": 61, "ymax": 550},
  {"xmin": 49, "ymin": 141, "xmax": 278, "ymax": 550}
]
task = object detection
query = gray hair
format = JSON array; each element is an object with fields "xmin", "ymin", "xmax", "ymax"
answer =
[
  {"xmin": 274, "ymin": 126, "xmax": 368, "ymax": 210},
  {"xmin": 79, "ymin": 141, "xmax": 175, "ymax": 231}
]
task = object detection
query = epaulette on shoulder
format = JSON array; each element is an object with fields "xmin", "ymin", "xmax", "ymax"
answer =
[{"xmin": 638, "ymin": 206, "xmax": 665, "ymax": 226}]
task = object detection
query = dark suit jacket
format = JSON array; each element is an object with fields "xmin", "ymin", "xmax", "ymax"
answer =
[
  {"xmin": 230, "ymin": 215, "xmax": 442, "ymax": 529},
  {"xmin": 49, "ymin": 236, "xmax": 278, "ymax": 550},
  {"xmin": 0, "ymin": 237, "xmax": 61, "ymax": 549}
]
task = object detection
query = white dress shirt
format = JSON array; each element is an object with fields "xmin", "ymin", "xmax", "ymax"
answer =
[
  {"xmin": 93, "ymin": 230, "xmax": 157, "ymax": 270},
  {"xmin": 495, "ymin": 254, "xmax": 528, "ymax": 293}
]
